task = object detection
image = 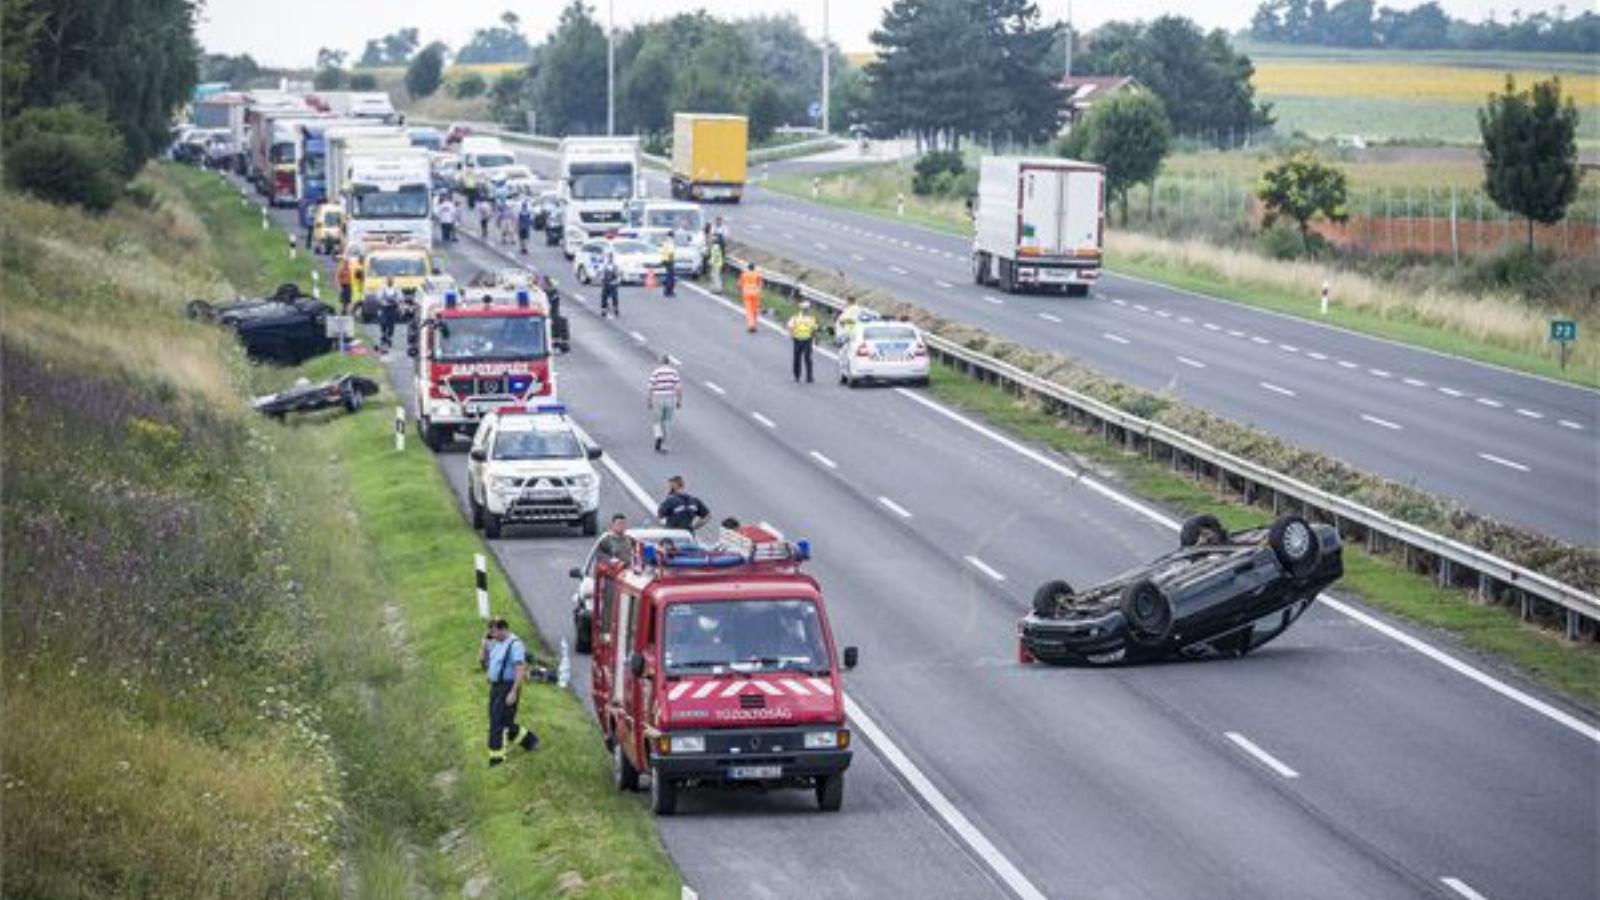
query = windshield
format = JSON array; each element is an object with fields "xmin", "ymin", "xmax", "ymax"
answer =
[
  {"xmin": 303, "ymin": 153, "xmax": 326, "ymax": 178},
  {"xmin": 569, "ymin": 162, "xmax": 634, "ymax": 200},
  {"xmin": 410, "ymin": 131, "xmax": 442, "ymax": 150},
  {"xmin": 369, "ymin": 255, "xmax": 427, "ymax": 278},
  {"xmin": 349, "ymin": 186, "xmax": 429, "ymax": 219},
  {"xmin": 862, "ymin": 325, "xmax": 918, "ymax": 343},
  {"xmin": 270, "ymin": 142, "xmax": 296, "ymax": 164},
  {"xmin": 492, "ymin": 427, "xmax": 581, "ymax": 460},
  {"xmin": 663, "ymin": 599, "xmax": 830, "ymax": 675},
  {"xmin": 436, "ymin": 316, "xmax": 548, "ymax": 361},
  {"xmin": 471, "ymin": 152, "xmax": 515, "ymax": 168},
  {"xmin": 645, "ymin": 209, "xmax": 703, "ymax": 233},
  {"xmin": 612, "ymin": 240, "xmax": 649, "ymax": 256}
]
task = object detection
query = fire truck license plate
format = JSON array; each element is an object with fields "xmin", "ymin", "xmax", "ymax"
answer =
[{"xmin": 729, "ymin": 765, "xmax": 782, "ymax": 781}]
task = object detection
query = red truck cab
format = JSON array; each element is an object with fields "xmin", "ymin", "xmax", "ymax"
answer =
[{"xmin": 590, "ymin": 525, "xmax": 857, "ymax": 815}]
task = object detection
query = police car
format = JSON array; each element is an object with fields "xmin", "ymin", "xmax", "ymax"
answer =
[
  {"xmin": 837, "ymin": 319, "xmax": 931, "ymax": 387},
  {"xmin": 466, "ymin": 406, "xmax": 603, "ymax": 538}
]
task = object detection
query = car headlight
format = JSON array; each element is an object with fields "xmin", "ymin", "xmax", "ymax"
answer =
[
  {"xmin": 804, "ymin": 730, "xmax": 848, "ymax": 750},
  {"xmin": 668, "ymin": 735, "xmax": 705, "ymax": 754},
  {"xmin": 571, "ymin": 473, "xmax": 596, "ymax": 490},
  {"xmin": 489, "ymin": 475, "xmax": 520, "ymax": 493}
]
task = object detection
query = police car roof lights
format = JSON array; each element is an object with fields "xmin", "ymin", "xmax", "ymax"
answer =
[
  {"xmin": 443, "ymin": 289, "xmax": 458, "ymax": 309},
  {"xmin": 489, "ymin": 403, "xmax": 566, "ymax": 417},
  {"xmin": 515, "ymin": 288, "xmax": 531, "ymax": 308},
  {"xmin": 636, "ymin": 530, "xmax": 811, "ymax": 572}
]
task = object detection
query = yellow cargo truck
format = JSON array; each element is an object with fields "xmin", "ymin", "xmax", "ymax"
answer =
[{"xmin": 670, "ymin": 113, "xmax": 748, "ymax": 203}]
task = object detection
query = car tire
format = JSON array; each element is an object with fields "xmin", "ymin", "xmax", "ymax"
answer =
[
  {"xmin": 816, "ymin": 772, "xmax": 844, "ymax": 812},
  {"xmin": 484, "ymin": 512, "xmax": 503, "ymax": 539},
  {"xmin": 580, "ymin": 510, "xmax": 599, "ymax": 536},
  {"xmin": 469, "ymin": 491, "xmax": 484, "ymax": 530},
  {"xmin": 650, "ymin": 767, "xmax": 678, "ymax": 815},
  {"xmin": 1179, "ymin": 514, "xmax": 1229, "ymax": 548},
  {"xmin": 971, "ymin": 252, "xmax": 988, "ymax": 285},
  {"xmin": 574, "ymin": 608, "xmax": 593, "ymax": 654},
  {"xmin": 420, "ymin": 419, "xmax": 445, "ymax": 451},
  {"xmin": 1032, "ymin": 580, "xmax": 1074, "ymax": 619},
  {"xmin": 1268, "ymin": 514, "xmax": 1321, "ymax": 578},
  {"xmin": 1119, "ymin": 579, "xmax": 1173, "ymax": 648},
  {"xmin": 613, "ymin": 741, "xmax": 640, "ymax": 792}
]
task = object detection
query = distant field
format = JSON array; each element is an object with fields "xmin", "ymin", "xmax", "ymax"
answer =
[
  {"xmin": 1254, "ymin": 60, "xmax": 1600, "ymax": 103},
  {"xmin": 1235, "ymin": 40, "xmax": 1598, "ymax": 72}
]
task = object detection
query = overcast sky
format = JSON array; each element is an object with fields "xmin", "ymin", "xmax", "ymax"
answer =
[{"xmin": 197, "ymin": 0, "xmax": 1568, "ymax": 69}]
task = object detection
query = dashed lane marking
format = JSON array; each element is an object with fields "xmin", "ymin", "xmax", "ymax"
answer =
[
  {"xmin": 878, "ymin": 496, "xmax": 913, "ymax": 518},
  {"xmin": 751, "ymin": 412, "xmax": 777, "ymax": 429},
  {"xmin": 1477, "ymin": 452, "xmax": 1529, "ymax": 472},
  {"xmin": 1361, "ymin": 413, "xmax": 1403, "ymax": 430},
  {"xmin": 1102, "ymin": 332, "xmax": 1130, "ymax": 344},
  {"xmin": 964, "ymin": 556, "xmax": 1006, "ymax": 582},
  {"xmin": 1224, "ymin": 732, "xmax": 1300, "ymax": 779},
  {"xmin": 1176, "ymin": 356, "xmax": 1207, "ymax": 369},
  {"xmin": 1260, "ymin": 382, "xmax": 1297, "ymax": 397},
  {"xmin": 809, "ymin": 450, "xmax": 838, "ymax": 469}
]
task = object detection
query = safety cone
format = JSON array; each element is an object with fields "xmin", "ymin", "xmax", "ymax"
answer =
[{"xmin": 645, "ymin": 269, "xmax": 658, "ymax": 290}]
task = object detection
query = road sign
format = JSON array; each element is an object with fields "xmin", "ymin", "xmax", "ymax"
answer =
[
  {"xmin": 1550, "ymin": 319, "xmax": 1577, "ymax": 343},
  {"xmin": 808, "ymin": 100, "xmax": 822, "ymax": 121}
]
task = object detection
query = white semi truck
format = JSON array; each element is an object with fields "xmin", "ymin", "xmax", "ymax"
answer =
[
  {"xmin": 971, "ymin": 156, "xmax": 1105, "ymax": 297},
  {"xmin": 556, "ymin": 136, "xmax": 641, "ymax": 257},
  {"xmin": 341, "ymin": 145, "xmax": 433, "ymax": 250}
]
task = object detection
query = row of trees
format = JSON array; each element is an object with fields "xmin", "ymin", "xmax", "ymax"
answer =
[{"xmin": 1250, "ymin": 1, "xmax": 1600, "ymax": 53}]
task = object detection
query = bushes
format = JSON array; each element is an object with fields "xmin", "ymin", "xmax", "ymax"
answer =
[
  {"xmin": 3, "ymin": 106, "xmax": 126, "ymax": 212},
  {"xmin": 912, "ymin": 150, "xmax": 967, "ymax": 196},
  {"xmin": 453, "ymin": 71, "xmax": 488, "ymax": 98}
]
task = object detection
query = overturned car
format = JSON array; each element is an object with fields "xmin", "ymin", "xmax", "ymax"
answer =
[
  {"xmin": 187, "ymin": 284, "xmax": 333, "ymax": 365},
  {"xmin": 1019, "ymin": 514, "xmax": 1342, "ymax": 665}
]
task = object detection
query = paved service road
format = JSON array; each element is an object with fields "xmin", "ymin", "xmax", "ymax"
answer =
[
  {"xmin": 517, "ymin": 146, "xmax": 1600, "ymax": 546},
  {"xmin": 264, "ymin": 181, "xmax": 1597, "ymax": 900}
]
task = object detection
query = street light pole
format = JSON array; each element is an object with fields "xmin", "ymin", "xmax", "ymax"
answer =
[
  {"xmin": 606, "ymin": 0, "xmax": 615, "ymax": 136},
  {"xmin": 821, "ymin": 0, "xmax": 830, "ymax": 134},
  {"xmin": 1064, "ymin": 0, "xmax": 1073, "ymax": 82}
]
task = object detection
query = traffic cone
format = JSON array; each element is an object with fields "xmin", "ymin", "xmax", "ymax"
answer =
[{"xmin": 645, "ymin": 269, "xmax": 658, "ymax": 290}]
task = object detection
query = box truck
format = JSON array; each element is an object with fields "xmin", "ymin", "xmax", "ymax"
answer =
[
  {"xmin": 557, "ymin": 136, "xmax": 641, "ymax": 256},
  {"xmin": 971, "ymin": 157, "xmax": 1104, "ymax": 297},
  {"xmin": 670, "ymin": 113, "xmax": 748, "ymax": 202}
]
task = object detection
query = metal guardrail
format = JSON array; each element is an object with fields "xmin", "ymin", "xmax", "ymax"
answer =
[
  {"xmin": 412, "ymin": 120, "xmax": 839, "ymax": 170},
  {"xmin": 724, "ymin": 254, "xmax": 1600, "ymax": 639}
]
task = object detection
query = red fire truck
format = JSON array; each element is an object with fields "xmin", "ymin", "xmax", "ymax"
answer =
[
  {"xmin": 411, "ymin": 284, "xmax": 556, "ymax": 450},
  {"xmin": 590, "ymin": 525, "xmax": 858, "ymax": 815}
]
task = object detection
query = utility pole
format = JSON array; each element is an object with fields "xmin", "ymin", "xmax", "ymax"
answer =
[
  {"xmin": 821, "ymin": 0, "xmax": 831, "ymax": 134},
  {"xmin": 606, "ymin": 0, "xmax": 615, "ymax": 136},
  {"xmin": 1064, "ymin": 0, "xmax": 1074, "ymax": 82}
]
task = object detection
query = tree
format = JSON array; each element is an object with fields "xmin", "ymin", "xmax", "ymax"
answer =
[
  {"xmin": 533, "ymin": 1, "xmax": 607, "ymax": 135},
  {"xmin": 315, "ymin": 47, "xmax": 347, "ymax": 70},
  {"xmin": 1478, "ymin": 77, "xmax": 1581, "ymax": 251},
  {"xmin": 313, "ymin": 66, "xmax": 347, "ymax": 90},
  {"xmin": 867, "ymin": 0, "xmax": 993, "ymax": 149},
  {"xmin": 1256, "ymin": 152, "xmax": 1349, "ymax": 248},
  {"xmin": 618, "ymin": 34, "xmax": 674, "ymax": 135},
  {"xmin": 1066, "ymin": 89, "xmax": 1171, "ymax": 224},
  {"xmin": 456, "ymin": 10, "xmax": 533, "ymax": 64},
  {"xmin": 406, "ymin": 42, "xmax": 446, "ymax": 98},
  {"xmin": 973, "ymin": 0, "xmax": 1063, "ymax": 143},
  {"xmin": 349, "ymin": 72, "xmax": 378, "ymax": 90},
  {"xmin": 747, "ymin": 81, "xmax": 785, "ymax": 143},
  {"xmin": 453, "ymin": 71, "xmax": 487, "ymax": 98},
  {"xmin": 3, "ymin": 104, "xmax": 126, "ymax": 211},
  {"xmin": 358, "ymin": 27, "xmax": 419, "ymax": 67},
  {"xmin": 736, "ymin": 14, "xmax": 837, "ymax": 127},
  {"xmin": 488, "ymin": 69, "xmax": 534, "ymax": 127},
  {"xmin": 1323, "ymin": 0, "xmax": 1376, "ymax": 46}
]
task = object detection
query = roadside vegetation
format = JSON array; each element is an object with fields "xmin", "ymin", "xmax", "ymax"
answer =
[{"xmin": 1, "ymin": 166, "xmax": 679, "ymax": 898}]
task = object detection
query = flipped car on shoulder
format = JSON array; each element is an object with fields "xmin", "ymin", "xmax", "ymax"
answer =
[
  {"xmin": 466, "ymin": 406, "xmax": 603, "ymax": 539},
  {"xmin": 1018, "ymin": 514, "xmax": 1342, "ymax": 665}
]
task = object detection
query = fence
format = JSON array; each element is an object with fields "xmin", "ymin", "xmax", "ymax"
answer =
[{"xmin": 720, "ymin": 253, "xmax": 1600, "ymax": 640}]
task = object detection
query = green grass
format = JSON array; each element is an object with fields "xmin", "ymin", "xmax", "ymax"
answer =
[
  {"xmin": 1234, "ymin": 39, "xmax": 1600, "ymax": 72},
  {"xmin": 924, "ymin": 366, "xmax": 1600, "ymax": 706}
]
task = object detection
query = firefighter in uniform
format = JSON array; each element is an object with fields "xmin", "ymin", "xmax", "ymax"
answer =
[
  {"xmin": 480, "ymin": 617, "xmax": 539, "ymax": 766},
  {"xmin": 787, "ymin": 300, "xmax": 819, "ymax": 383}
]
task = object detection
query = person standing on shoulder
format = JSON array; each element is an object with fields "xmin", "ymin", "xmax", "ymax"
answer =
[
  {"xmin": 738, "ymin": 263, "xmax": 763, "ymax": 333},
  {"xmin": 787, "ymin": 299, "xmax": 818, "ymax": 383},
  {"xmin": 437, "ymin": 195, "xmax": 457, "ymax": 244},
  {"xmin": 646, "ymin": 353, "xmax": 682, "ymax": 452},
  {"xmin": 516, "ymin": 197, "xmax": 534, "ymax": 255},
  {"xmin": 658, "ymin": 475, "xmax": 710, "ymax": 532},
  {"xmin": 376, "ymin": 277, "xmax": 401, "ymax": 352},
  {"xmin": 480, "ymin": 617, "xmax": 539, "ymax": 767},
  {"xmin": 599, "ymin": 251, "xmax": 621, "ymax": 318},
  {"xmin": 706, "ymin": 240, "xmax": 725, "ymax": 294},
  {"xmin": 476, "ymin": 196, "xmax": 493, "ymax": 240},
  {"xmin": 349, "ymin": 253, "xmax": 366, "ymax": 315},
  {"xmin": 660, "ymin": 232, "xmax": 677, "ymax": 297}
]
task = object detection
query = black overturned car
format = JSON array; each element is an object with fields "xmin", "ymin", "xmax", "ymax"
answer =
[
  {"xmin": 1019, "ymin": 514, "xmax": 1342, "ymax": 665},
  {"xmin": 187, "ymin": 283, "xmax": 333, "ymax": 365}
]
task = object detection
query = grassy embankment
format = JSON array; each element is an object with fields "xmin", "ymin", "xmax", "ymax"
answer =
[
  {"xmin": 763, "ymin": 162, "xmax": 1600, "ymax": 387},
  {"xmin": 718, "ymin": 253, "xmax": 1599, "ymax": 708},
  {"xmin": 1, "ymin": 165, "xmax": 678, "ymax": 899}
]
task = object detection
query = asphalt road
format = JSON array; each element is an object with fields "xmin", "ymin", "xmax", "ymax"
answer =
[
  {"xmin": 516, "ymin": 146, "xmax": 1599, "ymax": 546},
  {"xmin": 254, "ymin": 175, "xmax": 1597, "ymax": 900}
]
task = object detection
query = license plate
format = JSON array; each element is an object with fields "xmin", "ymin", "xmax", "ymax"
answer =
[
  {"xmin": 728, "ymin": 765, "xmax": 782, "ymax": 781},
  {"xmin": 466, "ymin": 400, "xmax": 506, "ymax": 415}
]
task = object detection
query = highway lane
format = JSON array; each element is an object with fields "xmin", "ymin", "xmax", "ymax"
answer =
[
  {"xmin": 511, "ymin": 145, "xmax": 1599, "ymax": 545},
  {"xmin": 259, "ymin": 179, "xmax": 1596, "ymax": 900}
]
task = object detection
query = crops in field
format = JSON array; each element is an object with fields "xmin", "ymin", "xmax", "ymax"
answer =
[{"xmin": 1254, "ymin": 61, "xmax": 1600, "ymax": 104}]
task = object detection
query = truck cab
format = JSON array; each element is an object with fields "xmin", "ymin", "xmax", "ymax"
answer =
[
  {"xmin": 557, "ymin": 136, "xmax": 641, "ymax": 258},
  {"xmin": 591, "ymin": 526, "xmax": 857, "ymax": 815}
]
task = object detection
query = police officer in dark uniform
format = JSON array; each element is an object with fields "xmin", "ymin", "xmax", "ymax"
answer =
[{"xmin": 599, "ymin": 251, "xmax": 621, "ymax": 319}]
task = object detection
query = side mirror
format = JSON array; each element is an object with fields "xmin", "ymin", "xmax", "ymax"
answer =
[
  {"xmin": 469, "ymin": 447, "xmax": 487, "ymax": 463},
  {"xmin": 842, "ymin": 646, "xmax": 859, "ymax": 670},
  {"xmin": 568, "ymin": 566, "xmax": 583, "ymax": 579},
  {"xmin": 586, "ymin": 446, "xmax": 603, "ymax": 460},
  {"xmin": 628, "ymin": 652, "xmax": 646, "ymax": 678}
]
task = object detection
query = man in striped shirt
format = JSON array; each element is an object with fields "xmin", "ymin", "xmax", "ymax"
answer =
[{"xmin": 647, "ymin": 354, "xmax": 682, "ymax": 452}]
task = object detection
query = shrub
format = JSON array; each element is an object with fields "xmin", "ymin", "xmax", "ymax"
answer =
[
  {"xmin": 453, "ymin": 71, "xmax": 487, "ymax": 98},
  {"xmin": 3, "ymin": 105, "xmax": 126, "ymax": 212},
  {"xmin": 912, "ymin": 150, "xmax": 965, "ymax": 196},
  {"xmin": 349, "ymin": 72, "xmax": 378, "ymax": 90},
  {"xmin": 1256, "ymin": 219, "xmax": 1329, "ymax": 259}
]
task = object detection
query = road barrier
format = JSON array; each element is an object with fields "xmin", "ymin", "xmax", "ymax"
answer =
[{"xmin": 721, "ymin": 254, "xmax": 1600, "ymax": 640}]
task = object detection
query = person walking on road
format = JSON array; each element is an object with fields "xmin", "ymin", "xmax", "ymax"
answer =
[
  {"xmin": 647, "ymin": 354, "xmax": 682, "ymax": 452},
  {"xmin": 376, "ymin": 277, "xmax": 401, "ymax": 352},
  {"xmin": 476, "ymin": 196, "xmax": 493, "ymax": 240},
  {"xmin": 516, "ymin": 197, "xmax": 534, "ymax": 255},
  {"xmin": 599, "ymin": 251, "xmax": 621, "ymax": 318},
  {"xmin": 480, "ymin": 617, "xmax": 539, "ymax": 767},
  {"xmin": 349, "ymin": 253, "xmax": 366, "ymax": 315},
  {"xmin": 738, "ymin": 263, "xmax": 763, "ymax": 333},
  {"xmin": 336, "ymin": 254, "xmax": 354, "ymax": 315},
  {"xmin": 658, "ymin": 476, "xmax": 710, "ymax": 532},
  {"xmin": 660, "ymin": 233, "xmax": 677, "ymax": 297},
  {"xmin": 437, "ymin": 196, "xmax": 457, "ymax": 243},
  {"xmin": 787, "ymin": 300, "xmax": 819, "ymax": 383},
  {"xmin": 707, "ymin": 240, "xmax": 725, "ymax": 294}
]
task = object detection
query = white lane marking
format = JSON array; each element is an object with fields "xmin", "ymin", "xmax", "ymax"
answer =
[
  {"xmin": 1307, "ymin": 351, "xmax": 1329, "ymax": 360},
  {"xmin": 1361, "ymin": 413, "xmax": 1403, "ymax": 431},
  {"xmin": 1203, "ymin": 322, "xmax": 1220, "ymax": 331},
  {"xmin": 1155, "ymin": 310, "xmax": 1173, "ymax": 318},
  {"xmin": 1228, "ymin": 329, "xmax": 1246, "ymax": 338},
  {"xmin": 1278, "ymin": 343, "xmax": 1299, "ymax": 352},
  {"xmin": 1515, "ymin": 408, "xmax": 1543, "ymax": 419},
  {"xmin": 878, "ymin": 496, "xmax": 913, "ymax": 518},
  {"xmin": 666, "ymin": 354, "xmax": 682, "ymax": 366},
  {"xmin": 809, "ymin": 450, "xmax": 838, "ymax": 469},
  {"xmin": 964, "ymin": 555, "xmax": 1006, "ymax": 582},
  {"xmin": 703, "ymin": 380, "xmax": 726, "ymax": 396},
  {"xmin": 1368, "ymin": 368, "xmax": 1392, "ymax": 378},
  {"xmin": 935, "ymin": 280, "xmax": 952, "ymax": 289},
  {"xmin": 1559, "ymin": 419, "xmax": 1584, "ymax": 430},
  {"xmin": 1477, "ymin": 452, "xmax": 1529, "ymax": 472},
  {"xmin": 692, "ymin": 680, "xmax": 720, "ymax": 700},
  {"xmin": 683, "ymin": 885, "xmax": 700, "ymax": 900},
  {"xmin": 1337, "ymin": 360, "xmax": 1359, "ymax": 369},
  {"xmin": 845, "ymin": 698, "xmax": 1049, "ymax": 900},
  {"xmin": 1037, "ymin": 313, "xmax": 1063, "ymax": 323},
  {"xmin": 782, "ymin": 231, "xmax": 796, "ymax": 239},
  {"xmin": 1224, "ymin": 732, "xmax": 1300, "ymax": 779},
  {"xmin": 1111, "ymin": 298, "xmax": 1127, "ymax": 306},
  {"xmin": 889, "ymin": 265, "xmax": 909, "ymax": 275},
  {"xmin": 1176, "ymin": 356, "xmax": 1207, "ymax": 369},
  {"xmin": 1133, "ymin": 303, "xmax": 1149, "ymax": 312},
  {"xmin": 814, "ymin": 242, "xmax": 829, "ymax": 250},
  {"xmin": 1438, "ymin": 386, "xmax": 1465, "ymax": 397},
  {"xmin": 1260, "ymin": 382, "xmax": 1297, "ymax": 397},
  {"xmin": 1403, "ymin": 377, "xmax": 1427, "ymax": 387},
  {"xmin": 983, "ymin": 295, "xmax": 1004, "ymax": 305},
  {"xmin": 1178, "ymin": 316, "xmax": 1194, "ymax": 324},
  {"xmin": 1250, "ymin": 335, "xmax": 1271, "ymax": 345},
  {"xmin": 779, "ymin": 678, "xmax": 812, "ymax": 696},
  {"xmin": 850, "ymin": 253, "xmax": 866, "ymax": 262},
  {"xmin": 751, "ymin": 411, "xmax": 777, "ymax": 429},
  {"xmin": 1102, "ymin": 332, "xmax": 1130, "ymax": 344},
  {"xmin": 628, "ymin": 330, "xmax": 647, "ymax": 343},
  {"xmin": 1441, "ymin": 878, "xmax": 1492, "ymax": 900},
  {"xmin": 1475, "ymin": 397, "xmax": 1504, "ymax": 408}
]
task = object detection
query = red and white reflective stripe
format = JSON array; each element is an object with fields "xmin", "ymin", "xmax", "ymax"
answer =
[
  {"xmin": 668, "ymin": 682, "xmax": 694, "ymax": 701},
  {"xmin": 807, "ymin": 678, "xmax": 835, "ymax": 696},
  {"xmin": 753, "ymin": 680, "xmax": 783, "ymax": 696},
  {"xmin": 719, "ymin": 681, "xmax": 746, "ymax": 698},
  {"xmin": 691, "ymin": 680, "xmax": 720, "ymax": 699},
  {"xmin": 779, "ymin": 678, "xmax": 812, "ymax": 696}
]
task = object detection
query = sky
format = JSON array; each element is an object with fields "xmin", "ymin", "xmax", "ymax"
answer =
[{"xmin": 196, "ymin": 0, "xmax": 1571, "ymax": 69}]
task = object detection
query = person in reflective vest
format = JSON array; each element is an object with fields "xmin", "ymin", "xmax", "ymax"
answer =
[
  {"xmin": 787, "ymin": 300, "xmax": 819, "ymax": 383},
  {"xmin": 738, "ymin": 264, "xmax": 762, "ymax": 333},
  {"xmin": 659, "ymin": 233, "xmax": 677, "ymax": 297}
]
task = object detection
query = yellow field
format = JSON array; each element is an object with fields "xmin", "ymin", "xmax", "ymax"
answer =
[{"xmin": 1253, "ymin": 61, "xmax": 1600, "ymax": 104}]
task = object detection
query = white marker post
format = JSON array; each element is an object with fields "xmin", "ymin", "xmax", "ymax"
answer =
[
  {"xmin": 897, "ymin": 192, "xmax": 905, "ymax": 217},
  {"xmin": 394, "ymin": 406, "xmax": 406, "ymax": 452},
  {"xmin": 475, "ymin": 553, "xmax": 490, "ymax": 620},
  {"xmin": 1320, "ymin": 280, "xmax": 1330, "ymax": 316},
  {"xmin": 288, "ymin": 233, "xmax": 297, "ymax": 260}
]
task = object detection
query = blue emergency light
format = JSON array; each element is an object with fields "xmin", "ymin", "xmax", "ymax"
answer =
[
  {"xmin": 443, "ymin": 289, "xmax": 458, "ymax": 309},
  {"xmin": 516, "ymin": 288, "xmax": 531, "ymax": 308}
]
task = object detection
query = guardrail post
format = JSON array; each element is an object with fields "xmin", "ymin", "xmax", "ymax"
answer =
[
  {"xmin": 1436, "ymin": 558, "xmax": 1452, "ymax": 589},
  {"xmin": 1477, "ymin": 571, "xmax": 1490, "ymax": 601},
  {"xmin": 1520, "ymin": 592, "xmax": 1533, "ymax": 621},
  {"xmin": 1565, "ymin": 608, "xmax": 1580, "ymax": 641}
]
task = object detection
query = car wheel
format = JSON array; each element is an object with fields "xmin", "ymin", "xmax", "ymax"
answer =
[
  {"xmin": 469, "ymin": 490, "xmax": 484, "ymax": 530},
  {"xmin": 1268, "ymin": 514, "xmax": 1321, "ymax": 578},
  {"xmin": 971, "ymin": 252, "xmax": 987, "ymax": 285},
  {"xmin": 420, "ymin": 419, "xmax": 444, "ymax": 451},
  {"xmin": 484, "ymin": 512, "xmax": 503, "ymax": 539},
  {"xmin": 816, "ymin": 772, "xmax": 844, "ymax": 812},
  {"xmin": 1031, "ymin": 580, "xmax": 1074, "ymax": 619},
  {"xmin": 573, "ymin": 608, "xmax": 593, "ymax": 654},
  {"xmin": 1119, "ymin": 579, "xmax": 1173, "ymax": 648},
  {"xmin": 580, "ymin": 510, "xmax": 599, "ymax": 536},
  {"xmin": 1179, "ymin": 514, "xmax": 1228, "ymax": 548},
  {"xmin": 650, "ymin": 767, "xmax": 678, "ymax": 815},
  {"xmin": 613, "ymin": 741, "xmax": 640, "ymax": 792}
]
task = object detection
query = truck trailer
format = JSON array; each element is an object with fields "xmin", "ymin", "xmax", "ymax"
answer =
[
  {"xmin": 670, "ymin": 113, "xmax": 748, "ymax": 203},
  {"xmin": 971, "ymin": 156, "xmax": 1105, "ymax": 297}
]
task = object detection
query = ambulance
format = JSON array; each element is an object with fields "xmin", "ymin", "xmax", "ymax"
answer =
[{"xmin": 589, "ymin": 525, "xmax": 857, "ymax": 815}]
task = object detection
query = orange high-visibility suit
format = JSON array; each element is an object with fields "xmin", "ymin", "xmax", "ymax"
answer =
[{"xmin": 738, "ymin": 268, "xmax": 762, "ymax": 333}]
